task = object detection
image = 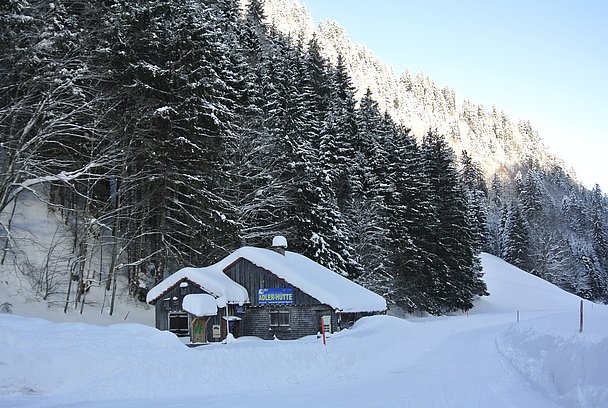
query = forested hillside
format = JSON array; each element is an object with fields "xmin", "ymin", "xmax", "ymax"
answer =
[
  {"xmin": 0, "ymin": 0, "xmax": 606, "ymax": 316},
  {"xmin": 264, "ymin": 0, "xmax": 608, "ymax": 303}
]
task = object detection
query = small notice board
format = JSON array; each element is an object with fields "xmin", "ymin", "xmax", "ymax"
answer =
[{"xmin": 212, "ymin": 324, "xmax": 221, "ymax": 339}]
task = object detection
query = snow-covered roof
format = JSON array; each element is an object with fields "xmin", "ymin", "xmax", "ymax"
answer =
[
  {"xmin": 147, "ymin": 246, "xmax": 386, "ymax": 313},
  {"xmin": 222, "ymin": 247, "xmax": 386, "ymax": 313},
  {"xmin": 182, "ymin": 294, "xmax": 219, "ymax": 317},
  {"xmin": 146, "ymin": 266, "xmax": 249, "ymax": 306}
]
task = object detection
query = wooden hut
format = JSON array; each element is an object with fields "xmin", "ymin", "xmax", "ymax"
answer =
[{"xmin": 147, "ymin": 237, "xmax": 387, "ymax": 341}]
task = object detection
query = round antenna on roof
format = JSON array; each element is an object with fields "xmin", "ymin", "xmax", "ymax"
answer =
[{"xmin": 272, "ymin": 235, "xmax": 288, "ymax": 248}]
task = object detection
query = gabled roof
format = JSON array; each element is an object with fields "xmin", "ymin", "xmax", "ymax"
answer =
[
  {"xmin": 147, "ymin": 246, "xmax": 387, "ymax": 314},
  {"xmin": 227, "ymin": 247, "xmax": 386, "ymax": 313},
  {"xmin": 146, "ymin": 266, "xmax": 249, "ymax": 306}
]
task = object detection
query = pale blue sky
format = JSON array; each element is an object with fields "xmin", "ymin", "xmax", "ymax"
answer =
[{"xmin": 302, "ymin": 0, "xmax": 608, "ymax": 191}]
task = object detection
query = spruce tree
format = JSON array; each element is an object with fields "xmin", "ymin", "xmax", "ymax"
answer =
[
  {"xmin": 590, "ymin": 185, "xmax": 608, "ymax": 288},
  {"xmin": 106, "ymin": 0, "xmax": 249, "ymax": 298},
  {"xmin": 501, "ymin": 203, "xmax": 532, "ymax": 271},
  {"xmin": 418, "ymin": 131, "xmax": 487, "ymax": 313},
  {"xmin": 348, "ymin": 89, "xmax": 393, "ymax": 296},
  {"xmin": 460, "ymin": 151, "xmax": 489, "ymax": 253},
  {"xmin": 383, "ymin": 119, "xmax": 430, "ymax": 309}
]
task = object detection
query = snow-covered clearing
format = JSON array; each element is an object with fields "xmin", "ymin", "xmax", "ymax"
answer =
[{"xmin": 1, "ymin": 253, "xmax": 607, "ymax": 407}]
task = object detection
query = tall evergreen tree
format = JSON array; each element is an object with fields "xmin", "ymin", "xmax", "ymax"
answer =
[
  {"xmin": 106, "ymin": 0, "xmax": 250, "ymax": 298},
  {"xmin": 383, "ymin": 119, "xmax": 430, "ymax": 309},
  {"xmin": 460, "ymin": 151, "xmax": 489, "ymax": 253},
  {"xmin": 418, "ymin": 131, "xmax": 487, "ymax": 313},
  {"xmin": 348, "ymin": 89, "xmax": 393, "ymax": 296},
  {"xmin": 590, "ymin": 185, "xmax": 608, "ymax": 282},
  {"xmin": 501, "ymin": 203, "xmax": 532, "ymax": 271}
]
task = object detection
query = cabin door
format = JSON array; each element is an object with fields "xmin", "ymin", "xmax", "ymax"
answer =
[{"xmin": 191, "ymin": 317, "xmax": 207, "ymax": 343}]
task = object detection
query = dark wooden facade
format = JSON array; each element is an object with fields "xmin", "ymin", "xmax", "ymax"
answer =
[
  {"xmin": 224, "ymin": 257, "xmax": 337, "ymax": 340},
  {"xmin": 152, "ymin": 279, "xmax": 240, "ymax": 343}
]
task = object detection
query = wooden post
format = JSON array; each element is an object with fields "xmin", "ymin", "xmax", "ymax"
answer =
[
  {"xmin": 321, "ymin": 317, "xmax": 326, "ymax": 346},
  {"xmin": 579, "ymin": 300, "xmax": 584, "ymax": 333},
  {"xmin": 516, "ymin": 310, "xmax": 520, "ymax": 322}
]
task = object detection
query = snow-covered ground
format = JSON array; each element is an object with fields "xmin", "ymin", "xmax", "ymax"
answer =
[{"xmin": 1, "ymin": 253, "xmax": 607, "ymax": 408}]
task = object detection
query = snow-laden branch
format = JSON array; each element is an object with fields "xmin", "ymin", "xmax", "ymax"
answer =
[{"xmin": 7, "ymin": 161, "xmax": 105, "ymax": 204}]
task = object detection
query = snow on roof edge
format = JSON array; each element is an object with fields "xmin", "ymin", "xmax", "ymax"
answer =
[
  {"xmin": 182, "ymin": 294, "xmax": 219, "ymax": 317},
  {"xmin": 146, "ymin": 266, "xmax": 249, "ymax": 306}
]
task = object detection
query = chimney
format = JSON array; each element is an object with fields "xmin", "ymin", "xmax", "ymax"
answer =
[{"xmin": 271, "ymin": 236, "xmax": 288, "ymax": 255}]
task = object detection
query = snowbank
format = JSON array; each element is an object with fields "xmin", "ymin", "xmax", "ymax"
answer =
[
  {"xmin": 0, "ymin": 313, "xmax": 408, "ymax": 405},
  {"xmin": 497, "ymin": 310, "xmax": 608, "ymax": 408},
  {"xmin": 0, "ymin": 314, "xmax": 184, "ymax": 399}
]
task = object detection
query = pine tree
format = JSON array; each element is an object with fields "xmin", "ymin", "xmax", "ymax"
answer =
[
  {"xmin": 105, "ymin": 0, "xmax": 250, "ymax": 298},
  {"xmin": 590, "ymin": 185, "xmax": 608, "ymax": 288},
  {"xmin": 296, "ymin": 49, "xmax": 360, "ymax": 278},
  {"xmin": 519, "ymin": 169, "xmax": 545, "ymax": 225},
  {"xmin": 501, "ymin": 203, "xmax": 532, "ymax": 271},
  {"xmin": 460, "ymin": 151, "xmax": 489, "ymax": 253},
  {"xmin": 418, "ymin": 131, "xmax": 487, "ymax": 313},
  {"xmin": 348, "ymin": 89, "xmax": 393, "ymax": 296},
  {"xmin": 383, "ymin": 120, "xmax": 430, "ymax": 310},
  {"xmin": 320, "ymin": 53, "xmax": 358, "ymax": 211}
]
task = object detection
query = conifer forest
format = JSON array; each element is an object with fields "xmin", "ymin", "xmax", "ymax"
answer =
[{"xmin": 1, "ymin": 0, "xmax": 607, "ymax": 315}]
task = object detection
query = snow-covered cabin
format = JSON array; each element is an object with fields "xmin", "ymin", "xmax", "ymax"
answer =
[{"xmin": 147, "ymin": 237, "xmax": 387, "ymax": 341}]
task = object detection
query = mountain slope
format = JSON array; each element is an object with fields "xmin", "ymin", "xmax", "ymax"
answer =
[{"xmin": 263, "ymin": 0, "xmax": 568, "ymax": 179}]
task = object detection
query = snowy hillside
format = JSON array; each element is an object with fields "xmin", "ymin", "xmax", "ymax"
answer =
[
  {"xmin": 1, "ymin": 253, "xmax": 607, "ymax": 408},
  {"xmin": 264, "ymin": 0, "xmax": 569, "ymax": 179},
  {"xmin": 0, "ymin": 189, "xmax": 154, "ymax": 326}
]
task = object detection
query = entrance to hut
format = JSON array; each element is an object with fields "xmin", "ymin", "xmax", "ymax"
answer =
[{"xmin": 191, "ymin": 317, "xmax": 208, "ymax": 343}]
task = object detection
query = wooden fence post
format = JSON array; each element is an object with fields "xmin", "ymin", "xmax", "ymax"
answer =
[{"xmin": 579, "ymin": 300, "xmax": 584, "ymax": 333}]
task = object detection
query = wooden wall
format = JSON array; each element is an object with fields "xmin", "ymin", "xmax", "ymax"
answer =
[
  {"xmin": 243, "ymin": 305, "xmax": 335, "ymax": 340},
  {"xmin": 153, "ymin": 279, "xmax": 205, "ymax": 333},
  {"xmin": 226, "ymin": 257, "xmax": 337, "ymax": 339}
]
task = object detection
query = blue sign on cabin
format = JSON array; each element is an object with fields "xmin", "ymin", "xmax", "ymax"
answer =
[{"xmin": 258, "ymin": 288, "xmax": 293, "ymax": 305}]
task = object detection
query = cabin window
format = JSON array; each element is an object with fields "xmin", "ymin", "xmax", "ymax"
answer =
[
  {"xmin": 180, "ymin": 282, "xmax": 189, "ymax": 295},
  {"xmin": 269, "ymin": 310, "xmax": 290, "ymax": 327},
  {"xmin": 168, "ymin": 312, "xmax": 189, "ymax": 336}
]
